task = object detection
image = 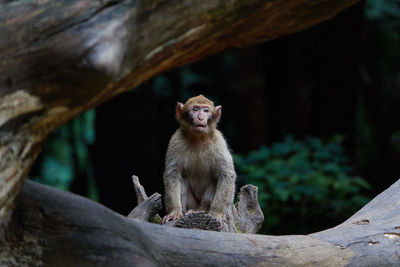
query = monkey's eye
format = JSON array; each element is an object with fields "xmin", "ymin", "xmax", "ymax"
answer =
[
  {"xmin": 203, "ymin": 108, "xmax": 210, "ymax": 112},
  {"xmin": 192, "ymin": 107, "xmax": 199, "ymax": 112}
]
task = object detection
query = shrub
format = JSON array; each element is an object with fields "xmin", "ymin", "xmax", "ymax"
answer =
[{"xmin": 234, "ymin": 135, "xmax": 371, "ymax": 234}]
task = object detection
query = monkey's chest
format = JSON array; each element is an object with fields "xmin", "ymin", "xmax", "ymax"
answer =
[
  {"xmin": 181, "ymin": 149, "xmax": 215, "ymax": 175},
  {"xmin": 181, "ymin": 150, "xmax": 216, "ymax": 196}
]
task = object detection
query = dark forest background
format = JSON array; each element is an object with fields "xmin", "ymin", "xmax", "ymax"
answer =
[{"xmin": 29, "ymin": 0, "xmax": 400, "ymax": 235}]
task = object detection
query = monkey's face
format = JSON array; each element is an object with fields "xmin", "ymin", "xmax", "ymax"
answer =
[
  {"xmin": 187, "ymin": 104, "xmax": 213, "ymax": 133},
  {"xmin": 176, "ymin": 95, "xmax": 221, "ymax": 135}
]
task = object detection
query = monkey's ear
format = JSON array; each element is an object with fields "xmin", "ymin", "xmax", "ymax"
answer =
[
  {"xmin": 215, "ymin": 105, "xmax": 222, "ymax": 122},
  {"xmin": 176, "ymin": 102, "xmax": 184, "ymax": 120}
]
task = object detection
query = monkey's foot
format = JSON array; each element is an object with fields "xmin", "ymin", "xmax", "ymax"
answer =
[{"xmin": 162, "ymin": 213, "xmax": 183, "ymax": 224}]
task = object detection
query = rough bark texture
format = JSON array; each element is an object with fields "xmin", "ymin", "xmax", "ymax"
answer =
[
  {"xmin": 131, "ymin": 175, "xmax": 148, "ymax": 204},
  {"xmin": 173, "ymin": 212, "xmax": 222, "ymax": 232},
  {"xmin": 127, "ymin": 193, "xmax": 162, "ymax": 222},
  {"xmin": 1, "ymin": 179, "xmax": 400, "ymax": 266},
  {"xmin": 237, "ymin": 185, "xmax": 264, "ymax": 234},
  {"xmin": 0, "ymin": 0, "xmax": 360, "ymax": 227},
  {"xmin": 128, "ymin": 175, "xmax": 163, "ymax": 223}
]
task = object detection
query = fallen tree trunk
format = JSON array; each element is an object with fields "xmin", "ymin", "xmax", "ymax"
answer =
[
  {"xmin": 1, "ymin": 179, "xmax": 399, "ymax": 266},
  {"xmin": 0, "ymin": 0, "xmax": 360, "ymax": 227}
]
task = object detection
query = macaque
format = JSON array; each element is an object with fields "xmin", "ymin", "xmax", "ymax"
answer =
[{"xmin": 162, "ymin": 94, "xmax": 236, "ymax": 225}]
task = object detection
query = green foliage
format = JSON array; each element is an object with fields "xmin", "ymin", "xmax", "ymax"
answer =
[
  {"xmin": 151, "ymin": 74, "xmax": 173, "ymax": 98},
  {"xmin": 150, "ymin": 215, "xmax": 163, "ymax": 224},
  {"xmin": 30, "ymin": 125, "xmax": 74, "ymax": 191},
  {"xmin": 234, "ymin": 135, "xmax": 371, "ymax": 234},
  {"xmin": 366, "ymin": 0, "xmax": 400, "ymax": 21},
  {"xmin": 29, "ymin": 110, "xmax": 98, "ymax": 201},
  {"xmin": 365, "ymin": 0, "xmax": 400, "ymax": 78}
]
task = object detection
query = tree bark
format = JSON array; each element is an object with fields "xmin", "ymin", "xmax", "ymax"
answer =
[
  {"xmin": 1, "ymin": 179, "xmax": 400, "ymax": 266},
  {"xmin": 127, "ymin": 193, "xmax": 162, "ymax": 222},
  {"xmin": 0, "ymin": 0, "xmax": 360, "ymax": 227}
]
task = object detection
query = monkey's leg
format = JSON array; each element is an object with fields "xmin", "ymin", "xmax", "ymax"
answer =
[
  {"xmin": 209, "ymin": 171, "xmax": 236, "ymax": 220},
  {"xmin": 182, "ymin": 183, "xmax": 200, "ymax": 214},
  {"xmin": 162, "ymin": 171, "xmax": 184, "ymax": 224},
  {"xmin": 198, "ymin": 183, "xmax": 216, "ymax": 213}
]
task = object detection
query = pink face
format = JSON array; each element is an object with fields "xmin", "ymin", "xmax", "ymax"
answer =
[{"xmin": 188, "ymin": 104, "xmax": 212, "ymax": 133}]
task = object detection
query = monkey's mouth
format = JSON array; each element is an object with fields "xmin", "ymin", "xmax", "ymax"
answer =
[{"xmin": 194, "ymin": 124, "xmax": 207, "ymax": 131}]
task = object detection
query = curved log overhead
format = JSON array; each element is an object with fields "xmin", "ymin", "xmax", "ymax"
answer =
[
  {"xmin": 0, "ymin": 0, "xmax": 360, "ymax": 226},
  {"xmin": 1, "ymin": 179, "xmax": 400, "ymax": 266}
]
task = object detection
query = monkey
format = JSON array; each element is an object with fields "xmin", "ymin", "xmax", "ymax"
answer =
[{"xmin": 162, "ymin": 94, "xmax": 236, "ymax": 226}]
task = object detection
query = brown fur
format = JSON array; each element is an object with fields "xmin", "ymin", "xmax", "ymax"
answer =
[{"xmin": 162, "ymin": 95, "xmax": 236, "ymax": 224}]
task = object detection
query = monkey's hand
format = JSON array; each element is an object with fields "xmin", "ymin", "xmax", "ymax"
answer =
[{"xmin": 162, "ymin": 210, "xmax": 183, "ymax": 224}]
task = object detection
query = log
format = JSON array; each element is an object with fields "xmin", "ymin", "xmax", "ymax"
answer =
[
  {"xmin": 161, "ymin": 185, "xmax": 264, "ymax": 233},
  {"xmin": 127, "ymin": 175, "xmax": 264, "ymax": 233},
  {"xmin": 131, "ymin": 175, "xmax": 148, "ymax": 204},
  {"xmin": 127, "ymin": 193, "xmax": 162, "ymax": 222},
  {"xmin": 1, "ymin": 179, "xmax": 400, "ymax": 266},
  {"xmin": 0, "ymin": 0, "xmax": 360, "ymax": 227},
  {"xmin": 127, "ymin": 175, "xmax": 162, "ymax": 223},
  {"xmin": 237, "ymin": 185, "xmax": 264, "ymax": 234}
]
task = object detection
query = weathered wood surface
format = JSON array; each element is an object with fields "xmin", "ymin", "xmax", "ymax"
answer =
[
  {"xmin": 127, "ymin": 175, "xmax": 163, "ymax": 222},
  {"xmin": 237, "ymin": 184, "xmax": 264, "ymax": 234},
  {"xmin": 127, "ymin": 192, "xmax": 162, "ymax": 221},
  {"xmin": 1, "ymin": 179, "xmax": 399, "ymax": 266},
  {"xmin": 131, "ymin": 175, "xmax": 148, "ymax": 204},
  {"xmin": 0, "ymin": 0, "xmax": 360, "ymax": 227}
]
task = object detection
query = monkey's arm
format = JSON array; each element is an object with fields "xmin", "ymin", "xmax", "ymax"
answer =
[
  {"xmin": 209, "ymin": 164, "xmax": 236, "ymax": 220},
  {"xmin": 163, "ymin": 166, "xmax": 184, "ymax": 223}
]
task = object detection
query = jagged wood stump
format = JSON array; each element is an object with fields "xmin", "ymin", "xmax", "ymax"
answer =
[
  {"xmin": 127, "ymin": 175, "xmax": 163, "ymax": 223},
  {"xmin": 127, "ymin": 175, "xmax": 264, "ymax": 233}
]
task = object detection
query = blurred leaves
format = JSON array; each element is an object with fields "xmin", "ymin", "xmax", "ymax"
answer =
[
  {"xmin": 365, "ymin": 0, "xmax": 400, "ymax": 94},
  {"xmin": 234, "ymin": 135, "xmax": 371, "ymax": 234},
  {"xmin": 29, "ymin": 110, "xmax": 98, "ymax": 201},
  {"xmin": 366, "ymin": 0, "xmax": 400, "ymax": 20},
  {"xmin": 152, "ymin": 74, "xmax": 173, "ymax": 98}
]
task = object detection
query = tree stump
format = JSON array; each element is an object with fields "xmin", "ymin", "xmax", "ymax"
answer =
[
  {"xmin": 127, "ymin": 175, "xmax": 264, "ymax": 233},
  {"xmin": 127, "ymin": 175, "xmax": 162, "ymax": 223},
  {"xmin": 174, "ymin": 212, "xmax": 221, "ymax": 231}
]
